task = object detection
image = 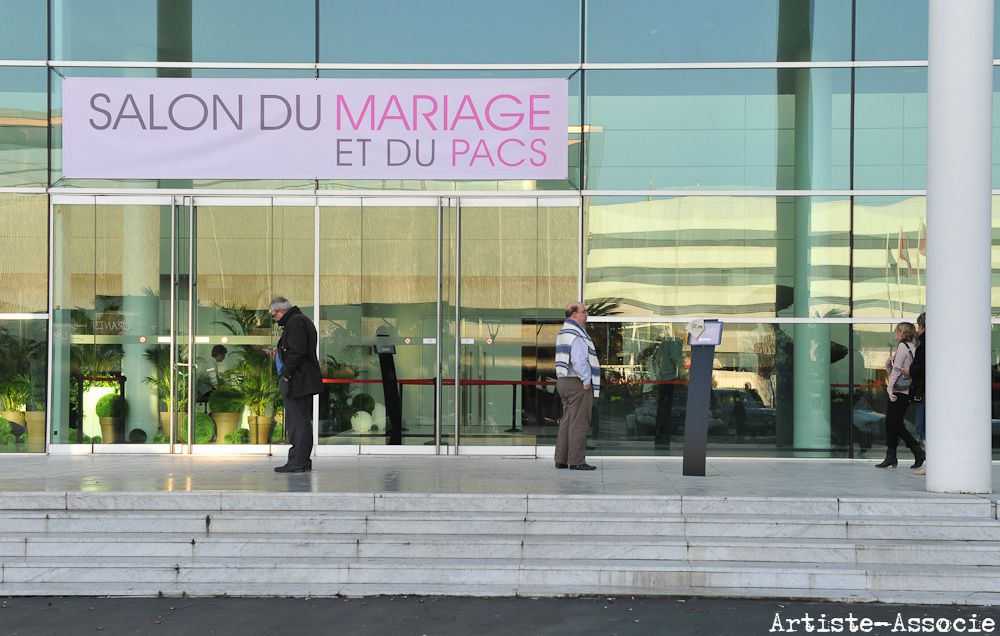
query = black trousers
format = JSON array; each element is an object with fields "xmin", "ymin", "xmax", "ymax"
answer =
[
  {"xmin": 884, "ymin": 392, "xmax": 919, "ymax": 456},
  {"xmin": 654, "ymin": 383, "xmax": 675, "ymax": 447},
  {"xmin": 283, "ymin": 392, "xmax": 314, "ymax": 467}
]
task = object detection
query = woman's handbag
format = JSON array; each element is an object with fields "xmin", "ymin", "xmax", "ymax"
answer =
[{"xmin": 892, "ymin": 343, "xmax": 914, "ymax": 392}]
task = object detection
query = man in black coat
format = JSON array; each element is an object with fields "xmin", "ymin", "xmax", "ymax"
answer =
[{"xmin": 269, "ymin": 297, "xmax": 323, "ymax": 473}]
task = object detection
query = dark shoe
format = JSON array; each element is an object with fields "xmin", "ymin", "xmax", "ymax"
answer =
[
  {"xmin": 874, "ymin": 457, "xmax": 898, "ymax": 468},
  {"xmin": 569, "ymin": 463, "xmax": 597, "ymax": 471},
  {"xmin": 274, "ymin": 464, "xmax": 311, "ymax": 473},
  {"xmin": 911, "ymin": 450, "xmax": 925, "ymax": 469},
  {"xmin": 555, "ymin": 463, "xmax": 568, "ymax": 469}
]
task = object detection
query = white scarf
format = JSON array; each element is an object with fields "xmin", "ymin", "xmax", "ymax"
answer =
[{"xmin": 555, "ymin": 319, "xmax": 601, "ymax": 397}]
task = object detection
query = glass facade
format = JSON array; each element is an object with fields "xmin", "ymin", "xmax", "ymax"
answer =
[{"xmin": 0, "ymin": 1, "xmax": 995, "ymax": 456}]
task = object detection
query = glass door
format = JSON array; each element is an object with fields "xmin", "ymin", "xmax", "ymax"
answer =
[
  {"xmin": 186, "ymin": 196, "xmax": 315, "ymax": 451},
  {"xmin": 318, "ymin": 197, "xmax": 444, "ymax": 450},
  {"xmin": 51, "ymin": 195, "xmax": 175, "ymax": 450},
  {"xmin": 451, "ymin": 197, "xmax": 579, "ymax": 454}
]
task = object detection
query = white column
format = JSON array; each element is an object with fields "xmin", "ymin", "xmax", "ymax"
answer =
[{"xmin": 926, "ymin": 0, "xmax": 994, "ymax": 493}]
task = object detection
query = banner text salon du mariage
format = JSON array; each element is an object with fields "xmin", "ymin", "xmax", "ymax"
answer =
[{"xmin": 61, "ymin": 78, "xmax": 569, "ymax": 180}]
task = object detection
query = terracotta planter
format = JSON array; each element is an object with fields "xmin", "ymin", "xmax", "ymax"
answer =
[
  {"xmin": 0, "ymin": 410, "xmax": 26, "ymax": 426},
  {"xmin": 98, "ymin": 417, "xmax": 120, "ymax": 444},
  {"xmin": 158, "ymin": 412, "xmax": 187, "ymax": 441},
  {"xmin": 211, "ymin": 412, "xmax": 241, "ymax": 443},
  {"xmin": 248, "ymin": 415, "xmax": 273, "ymax": 444},
  {"xmin": 24, "ymin": 411, "xmax": 45, "ymax": 452}
]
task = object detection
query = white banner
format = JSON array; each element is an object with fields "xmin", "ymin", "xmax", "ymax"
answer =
[{"xmin": 62, "ymin": 77, "xmax": 569, "ymax": 180}]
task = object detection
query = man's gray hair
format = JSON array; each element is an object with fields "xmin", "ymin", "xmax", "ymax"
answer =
[{"xmin": 269, "ymin": 297, "xmax": 292, "ymax": 313}]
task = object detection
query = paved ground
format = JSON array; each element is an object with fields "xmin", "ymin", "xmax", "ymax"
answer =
[
  {"xmin": 1, "ymin": 597, "xmax": 996, "ymax": 635},
  {"xmin": 1, "ymin": 455, "xmax": 993, "ymax": 499}
]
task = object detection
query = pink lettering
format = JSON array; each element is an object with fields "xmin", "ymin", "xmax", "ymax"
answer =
[
  {"xmin": 450, "ymin": 95, "xmax": 484, "ymax": 130},
  {"xmin": 470, "ymin": 139, "xmax": 495, "ymax": 166},
  {"xmin": 337, "ymin": 94, "xmax": 375, "ymax": 131},
  {"xmin": 530, "ymin": 139, "xmax": 547, "ymax": 167},
  {"xmin": 497, "ymin": 138, "xmax": 526, "ymax": 167},
  {"xmin": 452, "ymin": 139, "xmax": 471, "ymax": 166},
  {"xmin": 528, "ymin": 94, "xmax": 551, "ymax": 131},
  {"xmin": 485, "ymin": 94, "xmax": 524, "ymax": 131},
  {"xmin": 412, "ymin": 95, "xmax": 439, "ymax": 131},
  {"xmin": 377, "ymin": 94, "xmax": 410, "ymax": 131}
]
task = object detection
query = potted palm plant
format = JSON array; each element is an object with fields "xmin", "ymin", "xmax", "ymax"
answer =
[
  {"xmin": 142, "ymin": 346, "xmax": 188, "ymax": 440},
  {"xmin": 0, "ymin": 373, "xmax": 30, "ymax": 434},
  {"xmin": 208, "ymin": 384, "xmax": 244, "ymax": 444},
  {"xmin": 0, "ymin": 417, "xmax": 16, "ymax": 449},
  {"xmin": 213, "ymin": 304, "xmax": 279, "ymax": 444},
  {"xmin": 233, "ymin": 363, "xmax": 279, "ymax": 444}
]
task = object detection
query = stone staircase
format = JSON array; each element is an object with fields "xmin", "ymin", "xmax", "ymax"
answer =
[{"xmin": 0, "ymin": 492, "xmax": 998, "ymax": 603}]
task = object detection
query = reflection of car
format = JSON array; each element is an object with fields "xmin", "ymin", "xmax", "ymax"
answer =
[
  {"xmin": 633, "ymin": 387, "xmax": 775, "ymax": 441},
  {"xmin": 710, "ymin": 389, "xmax": 775, "ymax": 438}
]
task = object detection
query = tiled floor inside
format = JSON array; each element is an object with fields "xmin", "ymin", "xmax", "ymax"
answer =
[{"xmin": 0, "ymin": 454, "xmax": 994, "ymax": 500}]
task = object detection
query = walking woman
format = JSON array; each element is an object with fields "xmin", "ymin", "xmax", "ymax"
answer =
[{"xmin": 876, "ymin": 321, "xmax": 926, "ymax": 468}]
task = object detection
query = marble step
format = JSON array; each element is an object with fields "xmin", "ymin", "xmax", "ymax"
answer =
[
  {"xmin": 3, "ymin": 559, "xmax": 998, "ymax": 596},
  {"xmin": 1, "ymin": 492, "xmax": 993, "ymax": 519},
  {"xmin": 3, "ymin": 579, "xmax": 995, "ymax": 605},
  {"xmin": 7, "ymin": 533, "xmax": 1000, "ymax": 567},
  {"xmin": 2, "ymin": 510, "xmax": 1000, "ymax": 540}
]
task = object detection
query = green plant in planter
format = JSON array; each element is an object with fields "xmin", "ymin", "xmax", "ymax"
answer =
[
  {"xmin": 82, "ymin": 435, "xmax": 102, "ymax": 444},
  {"xmin": 232, "ymin": 363, "xmax": 279, "ymax": 417},
  {"xmin": 0, "ymin": 418, "xmax": 16, "ymax": 446},
  {"xmin": 95, "ymin": 393, "xmax": 128, "ymax": 418},
  {"xmin": 270, "ymin": 422, "xmax": 285, "ymax": 443},
  {"xmin": 208, "ymin": 385, "xmax": 244, "ymax": 413},
  {"xmin": 152, "ymin": 432, "xmax": 169, "ymax": 444},
  {"xmin": 177, "ymin": 412, "xmax": 215, "ymax": 444},
  {"xmin": 0, "ymin": 373, "xmax": 31, "ymax": 412},
  {"xmin": 224, "ymin": 428, "xmax": 250, "ymax": 444},
  {"xmin": 142, "ymin": 346, "xmax": 189, "ymax": 413}
]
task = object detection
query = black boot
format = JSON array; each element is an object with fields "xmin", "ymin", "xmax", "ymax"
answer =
[
  {"xmin": 910, "ymin": 447, "xmax": 925, "ymax": 469},
  {"xmin": 875, "ymin": 451, "xmax": 898, "ymax": 468}
]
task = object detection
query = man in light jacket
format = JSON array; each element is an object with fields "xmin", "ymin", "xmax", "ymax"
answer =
[{"xmin": 554, "ymin": 301, "xmax": 601, "ymax": 471}]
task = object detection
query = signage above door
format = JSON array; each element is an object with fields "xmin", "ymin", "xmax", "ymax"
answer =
[{"xmin": 62, "ymin": 77, "xmax": 569, "ymax": 181}]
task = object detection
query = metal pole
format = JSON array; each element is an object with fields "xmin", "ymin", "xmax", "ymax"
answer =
[
  {"xmin": 168, "ymin": 198, "xmax": 177, "ymax": 453},
  {"xmin": 313, "ymin": 198, "xmax": 320, "ymax": 458},
  {"xmin": 454, "ymin": 198, "xmax": 461, "ymax": 452},
  {"xmin": 44, "ymin": 199, "xmax": 55, "ymax": 454},
  {"xmin": 186, "ymin": 198, "xmax": 195, "ymax": 454},
  {"xmin": 435, "ymin": 199, "xmax": 442, "ymax": 453}
]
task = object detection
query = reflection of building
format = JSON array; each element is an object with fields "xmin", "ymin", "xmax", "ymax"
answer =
[{"xmin": 0, "ymin": 2, "xmax": 994, "ymax": 475}]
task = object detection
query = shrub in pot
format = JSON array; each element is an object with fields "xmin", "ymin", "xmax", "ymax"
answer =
[
  {"xmin": 177, "ymin": 411, "xmax": 216, "ymax": 444},
  {"xmin": 94, "ymin": 393, "xmax": 127, "ymax": 444}
]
